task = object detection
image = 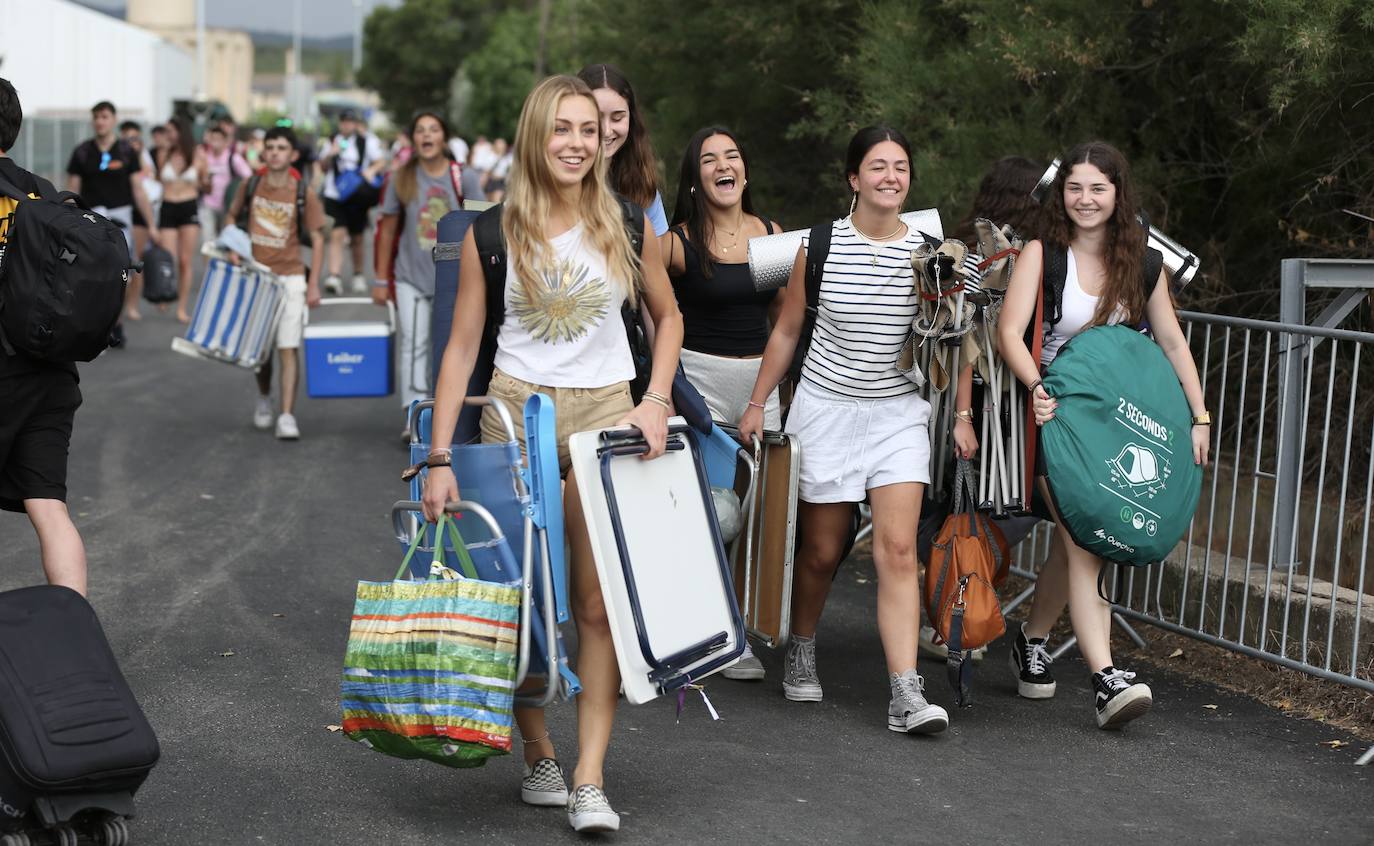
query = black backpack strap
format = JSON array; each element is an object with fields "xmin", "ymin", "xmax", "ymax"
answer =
[
  {"xmin": 472, "ymin": 204, "xmax": 507, "ymax": 339},
  {"xmin": 1042, "ymin": 242, "xmax": 1069, "ymax": 328},
  {"xmin": 804, "ymin": 221, "xmax": 831, "ymax": 311},
  {"xmin": 237, "ymin": 174, "xmax": 260, "ymax": 231},
  {"xmin": 1143, "ymin": 247, "xmax": 1164, "ymax": 299},
  {"xmin": 295, "ymin": 175, "xmax": 309, "ymax": 244},
  {"xmin": 616, "ymin": 195, "xmax": 645, "ymax": 257},
  {"xmin": 787, "ymin": 221, "xmax": 832, "ymax": 384}
]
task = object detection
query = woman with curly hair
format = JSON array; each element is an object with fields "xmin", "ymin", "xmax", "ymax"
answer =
[{"xmin": 997, "ymin": 141, "xmax": 1208, "ymax": 729}]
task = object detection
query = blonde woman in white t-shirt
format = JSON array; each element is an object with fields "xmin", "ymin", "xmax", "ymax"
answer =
[{"xmin": 422, "ymin": 75, "xmax": 683, "ymax": 835}]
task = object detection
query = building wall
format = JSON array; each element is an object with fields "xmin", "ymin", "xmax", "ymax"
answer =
[
  {"xmin": 0, "ymin": 0, "xmax": 193, "ymax": 119},
  {"xmin": 127, "ymin": 0, "xmax": 194, "ymax": 30}
]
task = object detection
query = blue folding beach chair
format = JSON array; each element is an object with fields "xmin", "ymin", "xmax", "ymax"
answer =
[{"xmin": 402, "ymin": 397, "xmax": 580, "ymax": 703}]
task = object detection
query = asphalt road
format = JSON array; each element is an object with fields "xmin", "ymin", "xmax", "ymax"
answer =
[{"xmin": 1, "ymin": 312, "xmax": 1369, "ymax": 846}]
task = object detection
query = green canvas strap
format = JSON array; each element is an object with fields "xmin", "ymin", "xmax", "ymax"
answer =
[
  {"xmin": 393, "ymin": 513, "xmax": 480, "ymax": 580},
  {"xmin": 438, "ymin": 514, "xmax": 480, "ymax": 580}
]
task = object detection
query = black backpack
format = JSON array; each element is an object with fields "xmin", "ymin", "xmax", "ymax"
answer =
[
  {"xmin": 0, "ymin": 174, "xmax": 132, "ymax": 362},
  {"xmin": 471, "ymin": 197, "xmax": 651, "ymax": 400},
  {"xmin": 236, "ymin": 172, "xmax": 310, "ymax": 246}
]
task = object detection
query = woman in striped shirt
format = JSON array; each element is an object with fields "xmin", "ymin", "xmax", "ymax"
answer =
[{"xmin": 738, "ymin": 126, "xmax": 949, "ymax": 735}]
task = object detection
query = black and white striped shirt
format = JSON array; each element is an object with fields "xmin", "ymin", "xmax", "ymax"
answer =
[{"xmin": 800, "ymin": 217, "xmax": 981, "ymax": 399}]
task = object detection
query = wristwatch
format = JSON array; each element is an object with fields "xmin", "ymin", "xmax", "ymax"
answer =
[{"xmin": 1192, "ymin": 411, "xmax": 1212, "ymax": 426}]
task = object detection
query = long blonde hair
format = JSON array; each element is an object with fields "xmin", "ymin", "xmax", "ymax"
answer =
[{"xmin": 504, "ymin": 75, "xmax": 641, "ymax": 307}]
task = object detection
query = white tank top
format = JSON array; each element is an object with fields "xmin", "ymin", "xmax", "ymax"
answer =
[
  {"xmin": 1041, "ymin": 248, "xmax": 1123, "ymax": 366},
  {"xmin": 492, "ymin": 223, "xmax": 636, "ymax": 388}
]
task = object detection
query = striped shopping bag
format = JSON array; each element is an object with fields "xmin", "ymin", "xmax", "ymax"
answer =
[{"xmin": 341, "ymin": 515, "xmax": 520, "ymax": 768}]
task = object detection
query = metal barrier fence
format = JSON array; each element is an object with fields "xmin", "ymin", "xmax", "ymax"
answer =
[
  {"xmin": 1009, "ymin": 310, "xmax": 1374, "ymax": 705},
  {"xmin": 10, "ymin": 117, "xmax": 92, "ymax": 188}
]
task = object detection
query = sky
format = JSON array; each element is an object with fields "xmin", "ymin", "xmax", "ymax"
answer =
[{"xmin": 78, "ymin": 0, "xmax": 401, "ymax": 39}]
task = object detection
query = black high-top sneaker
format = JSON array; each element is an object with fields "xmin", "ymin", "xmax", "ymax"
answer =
[
  {"xmin": 1009, "ymin": 623, "xmax": 1056, "ymax": 699},
  {"xmin": 1093, "ymin": 666, "xmax": 1153, "ymax": 729}
]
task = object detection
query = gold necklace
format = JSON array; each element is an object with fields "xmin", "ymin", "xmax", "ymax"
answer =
[
  {"xmin": 850, "ymin": 216, "xmax": 906, "ymax": 266},
  {"xmin": 712, "ymin": 213, "xmax": 746, "ymax": 254}
]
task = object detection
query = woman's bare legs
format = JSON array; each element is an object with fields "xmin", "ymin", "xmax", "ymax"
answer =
[
  {"xmin": 564, "ymin": 468, "xmax": 620, "ymax": 789},
  {"xmin": 867, "ymin": 482, "xmax": 924, "ymax": 675},
  {"xmin": 175, "ymin": 224, "xmax": 200, "ymax": 322}
]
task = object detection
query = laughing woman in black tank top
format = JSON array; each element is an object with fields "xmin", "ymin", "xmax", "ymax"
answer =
[
  {"xmin": 663, "ymin": 127, "xmax": 782, "ymax": 430},
  {"xmin": 662, "ymin": 127, "xmax": 781, "ymax": 682}
]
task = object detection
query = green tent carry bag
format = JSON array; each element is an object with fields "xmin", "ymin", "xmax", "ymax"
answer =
[
  {"xmin": 1039, "ymin": 324, "xmax": 1202, "ymax": 565},
  {"xmin": 340, "ymin": 514, "xmax": 520, "ymax": 768}
]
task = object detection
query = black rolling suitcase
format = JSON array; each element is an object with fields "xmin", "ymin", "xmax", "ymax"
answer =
[{"xmin": 0, "ymin": 587, "xmax": 159, "ymax": 846}]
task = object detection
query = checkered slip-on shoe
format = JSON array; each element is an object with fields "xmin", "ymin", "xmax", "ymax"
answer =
[
  {"xmin": 567, "ymin": 784, "xmax": 620, "ymax": 833},
  {"xmin": 520, "ymin": 758, "xmax": 568, "ymax": 807}
]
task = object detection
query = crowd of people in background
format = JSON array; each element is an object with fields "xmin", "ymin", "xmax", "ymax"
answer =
[{"xmin": 60, "ymin": 100, "xmax": 515, "ymax": 332}]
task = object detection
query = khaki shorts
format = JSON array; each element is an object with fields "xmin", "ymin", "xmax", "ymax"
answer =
[
  {"xmin": 480, "ymin": 368, "xmax": 635, "ymax": 473},
  {"xmin": 275, "ymin": 274, "xmax": 308, "ymax": 349}
]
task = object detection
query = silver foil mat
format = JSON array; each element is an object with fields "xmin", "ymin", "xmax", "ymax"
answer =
[{"xmin": 747, "ymin": 209, "xmax": 944, "ymax": 291}]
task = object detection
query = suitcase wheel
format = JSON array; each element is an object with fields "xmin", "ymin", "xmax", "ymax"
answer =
[
  {"xmin": 99, "ymin": 818, "xmax": 129, "ymax": 846},
  {"xmin": 0, "ymin": 832, "xmax": 29, "ymax": 846}
]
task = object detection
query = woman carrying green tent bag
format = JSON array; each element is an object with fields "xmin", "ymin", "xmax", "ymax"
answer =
[{"xmin": 996, "ymin": 141, "xmax": 1209, "ymax": 729}]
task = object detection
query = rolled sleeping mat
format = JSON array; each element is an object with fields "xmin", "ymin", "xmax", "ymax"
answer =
[
  {"xmin": 1031, "ymin": 159, "xmax": 1200, "ymax": 292},
  {"xmin": 747, "ymin": 208, "xmax": 944, "ymax": 291},
  {"xmin": 430, "ymin": 209, "xmax": 484, "ymax": 443}
]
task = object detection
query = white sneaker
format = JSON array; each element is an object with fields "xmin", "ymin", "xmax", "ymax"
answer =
[
  {"xmin": 253, "ymin": 396, "xmax": 273, "ymax": 430},
  {"xmin": 275, "ymin": 413, "xmax": 300, "ymax": 440},
  {"xmin": 918, "ymin": 624, "xmax": 987, "ymax": 662},
  {"xmin": 888, "ymin": 669, "xmax": 949, "ymax": 734},
  {"xmin": 723, "ymin": 641, "xmax": 765, "ymax": 681},
  {"xmin": 323, "ymin": 275, "xmax": 343, "ymax": 296},
  {"xmin": 350, "ymin": 273, "xmax": 369, "ymax": 294},
  {"xmin": 567, "ymin": 784, "xmax": 620, "ymax": 833}
]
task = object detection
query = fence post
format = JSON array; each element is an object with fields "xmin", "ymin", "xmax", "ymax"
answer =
[{"xmin": 1274, "ymin": 260, "xmax": 1305, "ymax": 575}]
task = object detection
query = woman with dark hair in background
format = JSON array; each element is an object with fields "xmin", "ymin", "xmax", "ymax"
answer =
[
  {"xmin": 576, "ymin": 64, "xmax": 669, "ymax": 236},
  {"xmin": 663, "ymin": 126, "xmax": 781, "ymax": 681},
  {"xmin": 373, "ymin": 110, "xmax": 463, "ymax": 431},
  {"xmin": 156, "ymin": 115, "xmax": 207, "ymax": 323},
  {"xmin": 739, "ymin": 126, "xmax": 950, "ymax": 736},
  {"xmin": 997, "ymin": 141, "xmax": 1208, "ymax": 729},
  {"xmin": 919, "ymin": 155, "xmax": 1044, "ymax": 663}
]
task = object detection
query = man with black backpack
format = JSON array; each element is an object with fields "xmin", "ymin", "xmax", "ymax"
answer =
[
  {"xmin": 0, "ymin": 78, "xmax": 90, "ymax": 596},
  {"xmin": 226, "ymin": 126, "xmax": 326, "ymax": 440}
]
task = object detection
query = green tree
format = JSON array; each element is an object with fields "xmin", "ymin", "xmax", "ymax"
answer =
[{"xmin": 358, "ymin": 0, "xmax": 501, "ymax": 125}]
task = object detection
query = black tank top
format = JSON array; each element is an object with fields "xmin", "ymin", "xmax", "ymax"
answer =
[{"xmin": 670, "ymin": 223, "xmax": 778, "ymax": 356}]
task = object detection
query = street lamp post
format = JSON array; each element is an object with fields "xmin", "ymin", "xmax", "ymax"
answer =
[
  {"xmin": 353, "ymin": 0, "xmax": 363, "ymax": 72},
  {"xmin": 292, "ymin": 0, "xmax": 304, "ymax": 124},
  {"xmin": 196, "ymin": 0, "xmax": 207, "ymax": 100}
]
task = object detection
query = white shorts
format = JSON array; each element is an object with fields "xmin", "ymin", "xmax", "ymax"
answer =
[
  {"xmin": 679, "ymin": 347, "xmax": 781, "ymax": 431},
  {"xmin": 275, "ymin": 274, "xmax": 308, "ymax": 349},
  {"xmin": 784, "ymin": 380, "xmax": 931, "ymax": 503}
]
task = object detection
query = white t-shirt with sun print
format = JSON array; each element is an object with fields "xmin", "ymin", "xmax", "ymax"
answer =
[{"xmin": 492, "ymin": 223, "xmax": 637, "ymax": 388}]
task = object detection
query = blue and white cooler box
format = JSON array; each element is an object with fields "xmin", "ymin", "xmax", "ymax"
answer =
[{"xmin": 303, "ymin": 297, "xmax": 396, "ymax": 398}]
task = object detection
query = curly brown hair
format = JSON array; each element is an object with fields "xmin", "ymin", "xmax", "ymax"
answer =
[
  {"xmin": 1043, "ymin": 141, "xmax": 1150, "ymax": 327},
  {"xmin": 953, "ymin": 156, "xmax": 1043, "ymax": 244}
]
